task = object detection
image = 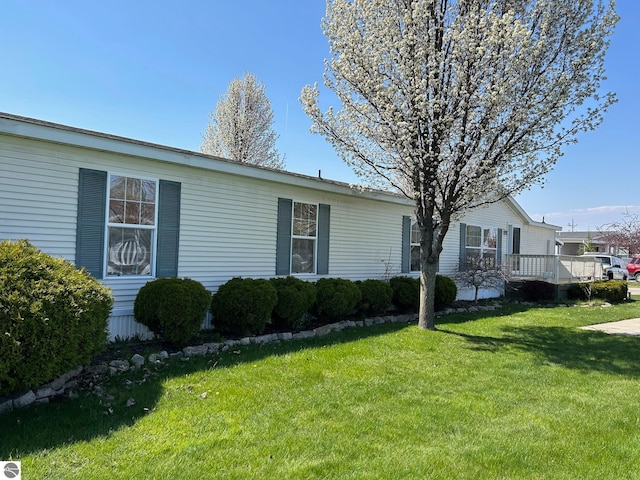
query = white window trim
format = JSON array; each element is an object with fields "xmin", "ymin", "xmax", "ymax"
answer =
[
  {"xmin": 290, "ymin": 201, "xmax": 318, "ymax": 275},
  {"xmin": 103, "ymin": 172, "xmax": 159, "ymax": 279},
  {"xmin": 410, "ymin": 219, "xmax": 421, "ymax": 272},
  {"xmin": 465, "ymin": 224, "xmax": 498, "ymax": 259}
]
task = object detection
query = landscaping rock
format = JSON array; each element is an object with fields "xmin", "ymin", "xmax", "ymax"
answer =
[
  {"xmin": 204, "ymin": 343, "xmax": 222, "ymax": 354},
  {"xmin": 313, "ymin": 324, "xmax": 334, "ymax": 336},
  {"xmin": 13, "ymin": 390, "xmax": 36, "ymax": 409},
  {"xmin": 0, "ymin": 398, "xmax": 13, "ymax": 414},
  {"xmin": 149, "ymin": 351, "xmax": 170, "ymax": 363},
  {"xmin": 35, "ymin": 386, "xmax": 55, "ymax": 399},
  {"xmin": 253, "ymin": 334, "xmax": 278, "ymax": 344},
  {"xmin": 85, "ymin": 364, "xmax": 109, "ymax": 376},
  {"xmin": 109, "ymin": 359, "xmax": 130, "ymax": 372},
  {"xmin": 50, "ymin": 365, "xmax": 83, "ymax": 391},
  {"xmin": 130, "ymin": 354, "xmax": 145, "ymax": 368},
  {"xmin": 292, "ymin": 330, "xmax": 315, "ymax": 340},
  {"xmin": 108, "ymin": 360, "xmax": 130, "ymax": 376},
  {"xmin": 183, "ymin": 345, "xmax": 208, "ymax": 357}
]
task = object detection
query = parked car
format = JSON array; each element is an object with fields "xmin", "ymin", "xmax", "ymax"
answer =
[
  {"xmin": 625, "ymin": 256, "xmax": 640, "ymax": 280},
  {"xmin": 581, "ymin": 253, "xmax": 628, "ymax": 280}
]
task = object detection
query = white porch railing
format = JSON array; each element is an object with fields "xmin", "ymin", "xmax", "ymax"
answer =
[{"xmin": 505, "ymin": 254, "xmax": 602, "ymax": 284}]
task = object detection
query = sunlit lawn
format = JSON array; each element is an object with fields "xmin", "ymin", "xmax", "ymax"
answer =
[{"xmin": 2, "ymin": 300, "xmax": 640, "ymax": 479}]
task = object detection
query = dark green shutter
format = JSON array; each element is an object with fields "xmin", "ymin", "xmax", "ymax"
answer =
[
  {"xmin": 512, "ymin": 227, "xmax": 521, "ymax": 254},
  {"xmin": 76, "ymin": 168, "xmax": 107, "ymax": 278},
  {"xmin": 459, "ymin": 223, "xmax": 467, "ymax": 269},
  {"xmin": 496, "ymin": 228, "xmax": 503, "ymax": 265},
  {"xmin": 401, "ymin": 216, "xmax": 411, "ymax": 273},
  {"xmin": 156, "ymin": 180, "xmax": 181, "ymax": 277},
  {"xmin": 317, "ymin": 204, "xmax": 330, "ymax": 275},
  {"xmin": 276, "ymin": 198, "xmax": 293, "ymax": 275}
]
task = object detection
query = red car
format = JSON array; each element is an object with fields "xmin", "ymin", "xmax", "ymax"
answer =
[{"xmin": 626, "ymin": 256, "xmax": 640, "ymax": 280}]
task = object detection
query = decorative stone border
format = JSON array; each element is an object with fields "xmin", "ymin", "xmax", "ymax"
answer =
[{"xmin": 0, "ymin": 303, "xmax": 506, "ymax": 415}]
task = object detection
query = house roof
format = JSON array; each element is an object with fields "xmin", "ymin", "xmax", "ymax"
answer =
[
  {"xmin": 0, "ymin": 111, "xmax": 554, "ymax": 229},
  {"xmin": 502, "ymin": 196, "xmax": 560, "ymax": 231},
  {"xmin": 557, "ymin": 231, "xmax": 606, "ymax": 243},
  {"xmin": 0, "ymin": 112, "xmax": 410, "ymax": 206}
]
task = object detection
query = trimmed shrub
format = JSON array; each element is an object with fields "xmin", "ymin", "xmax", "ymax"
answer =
[
  {"xmin": 134, "ymin": 277, "xmax": 211, "ymax": 345},
  {"xmin": 390, "ymin": 276, "xmax": 420, "ymax": 313},
  {"xmin": 0, "ymin": 239, "xmax": 112, "ymax": 395},
  {"xmin": 314, "ymin": 278, "xmax": 362, "ymax": 322},
  {"xmin": 211, "ymin": 277, "xmax": 278, "ymax": 336},
  {"xmin": 522, "ymin": 280, "xmax": 556, "ymax": 302},
  {"xmin": 435, "ymin": 275, "xmax": 458, "ymax": 311},
  {"xmin": 270, "ymin": 276, "xmax": 316, "ymax": 330},
  {"xmin": 593, "ymin": 280, "xmax": 628, "ymax": 302},
  {"xmin": 569, "ymin": 280, "xmax": 628, "ymax": 303},
  {"xmin": 357, "ymin": 279, "xmax": 393, "ymax": 316}
]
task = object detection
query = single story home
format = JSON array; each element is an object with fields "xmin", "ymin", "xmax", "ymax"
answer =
[
  {"xmin": 0, "ymin": 113, "xmax": 559, "ymax": 339},
  {"xmin": 557, "ymin": 230, "xmax": 627, "ymax": 257}
]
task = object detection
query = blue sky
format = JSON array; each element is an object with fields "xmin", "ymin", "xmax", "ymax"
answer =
[{"xmin": 1, "ymin": 1, "xmax": 637, "ymax": 232}]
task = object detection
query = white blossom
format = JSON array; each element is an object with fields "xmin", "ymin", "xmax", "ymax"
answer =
[
  {"xmin": 203, "ymin": 72, "xmax": 285, "ymax": 170},
  {"xmin": 302, "ymin": 0, "xmax": 618, "ymax": 329}
]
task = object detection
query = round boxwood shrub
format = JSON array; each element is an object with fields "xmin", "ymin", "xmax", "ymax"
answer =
[
  {"xmin": 0, "ymin": 239, "xmax": 112, "ymax": 395},
  {"xmin": 269, "ymin": 276, "xmax": 316, "ymax": 330},
  {"xmin": 211, "ymin": 277, "xmax": 278, "ymax": 336},
  {"xmin": 434, "ymin": 275, "xmax": 457, "ymax": 311},
  {"xmin": 390, "ymin": 276, "xmax": 420, "ymax": 313},
  {"xmin": 357, "ymin": 279, "xmax": 393, "ymax": 316},
  {"xmin": 314, "ymin": 278, "xmax": 362, "ymax": 322},
  {"xmin": 134, "ymin": 277, "xmax": 211, "ymax": 345}
]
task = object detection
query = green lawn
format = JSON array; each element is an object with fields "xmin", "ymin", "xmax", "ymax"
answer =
[{"xmin": 2, "ymin": 300, "xmax": 640, "ymax": 479}]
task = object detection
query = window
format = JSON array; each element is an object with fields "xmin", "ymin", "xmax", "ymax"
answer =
[
  {"xmin": 465, "ymin": 225, "xmax": 498, "ymax": 266},
  {"xmin": 76, "ymin": 168, "xmax": 180, "ymax": 279},
  {"xmin": 276, "ymin": 198, "xmax": 330, "ymax": 276},
  {"xmin": 106, "ymin": 175, "xmax": 157, "ymax": 276},
  {"xmin": 291, "ymin": 202, "xmax": 317, "ymax": 274},
  {"xmin": 410, "ymin": 220, "xmax": 421, "ymax": 271}
]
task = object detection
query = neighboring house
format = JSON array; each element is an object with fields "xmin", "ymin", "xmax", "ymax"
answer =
[
  {"xmin": 0, "ymin": 113, "xmax": 558, "ymax": 339},
  {"xmin": 557, "ymin": 230, "xmax": 627, "ymax": 257}
]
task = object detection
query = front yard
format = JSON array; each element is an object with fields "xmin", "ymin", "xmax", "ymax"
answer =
[{"xmin": 2, "ymin": 300, "xmax": 640, "ymax": 479}]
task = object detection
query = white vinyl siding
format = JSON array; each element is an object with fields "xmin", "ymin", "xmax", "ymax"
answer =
[
  {"xmin": 0, "ymin": 119, "xmax": 558, "ymax": 338},
  {"xmin": 0, "ymin": 134, "xmax": 411, "ymax": 335}
]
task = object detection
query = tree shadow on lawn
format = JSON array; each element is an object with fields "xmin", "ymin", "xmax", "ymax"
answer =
[
  {"xmin": 439, "ymin": 324, "xmax": 640, "ymax": 377},
  {"xmin": 0, "ymin": 320, "xmax": 409, "ymax": 459}
]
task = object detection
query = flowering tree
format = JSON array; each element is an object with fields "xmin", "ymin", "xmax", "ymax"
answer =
[
  {"xmin": 598, "ymin": 211, "xmax": 640, "ymax": 256},
  {"xmin": 453, "ymin": 256, "xmax": 511, "ymax": 304},
  {"xmin": 301, "ymin": 0, "xmax": 617, "ymax": 330},
  {"xmin": 202, "ymin": 72, "xmax": 285, "ymax": 169}
]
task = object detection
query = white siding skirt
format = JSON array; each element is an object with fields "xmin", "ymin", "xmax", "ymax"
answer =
[{"xmin": 107, "ymin": 308, "xmax": 213, "ymax": 341}]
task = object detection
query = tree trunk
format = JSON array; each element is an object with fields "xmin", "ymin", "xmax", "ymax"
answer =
[{"xmin": 418, "ymin": 257, "xmax": 438, "ymax": 330}]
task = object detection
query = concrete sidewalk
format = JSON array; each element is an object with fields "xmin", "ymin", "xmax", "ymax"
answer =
[
  {"xmin": 580, "ymin": 318, "xmax": 640, "ymax": 337},
  {"xmin": 579, "ymin": 285, "xmax": 640, "ymax": 336}
]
